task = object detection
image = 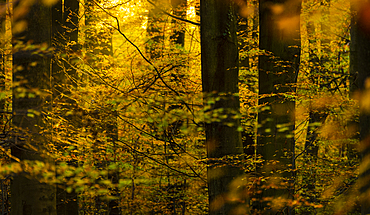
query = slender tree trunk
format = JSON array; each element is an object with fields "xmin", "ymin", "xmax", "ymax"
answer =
[
  {"xmin": 302, "ymin": 110, "xmax": 327, "ymax": 214},
  {"xmin": 201, "ymin": 0, "xmax": 246, "ymax": 214},
  {"xmin": 107, "ymin": 111, "xmax": 120, "ymax": 215},
  {"xmin": 84, "ymin": 2, "xmax": 118, "ymax": 213},
  {"xmin": 11, "ymin": 2, "xmax": 56, "ymax": 215},
  {"xmin": 52, "ymin": 2, "xmax": 66, "ymax": 215},
  {"xmin": 256, "ymin": 0, "xmax": 301, "ymax": 214},
  {"xmin": 62, "ymin": 2, "xmax": 80, "ymax": 214},
  {"xmin": 238, "ymin": 14, "xmax": 249, "ymax": 71},
  {"xmin": 301, "ymin": 8, "xmax": 330, "ymax": 213},
  {"xmin": 147, "ymin": 0, "xmax": 165, "ymax": 59},
  {"xmin": 156, "ymin": 1, "xmax": 190, "ymax": 214},
  {"xmin": 0, "ymin": 0, "xmax": 5, "ymax": 123},
  {"xmin": 237, "ymin": 3, "xmax": 255, "ymax": 157},
  {"xmin": 171, "ymin": 0, "xmax": 186, "ymax": 45}
]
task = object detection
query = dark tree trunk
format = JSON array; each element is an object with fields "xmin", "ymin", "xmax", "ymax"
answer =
[
  {"xmin": 302, "ymin": 110, "xmax": 328, "ymax": 214},
  {"xmin": 350, "ymin": 1, "xmax": 370, "ymax": 214},
  {"xmin": 107, "ymin": 111, "xmax": 120, "ymax": 215},
  {"xmin": 201, "ymin": 0, "xmax": 246, "ymax": 214}
]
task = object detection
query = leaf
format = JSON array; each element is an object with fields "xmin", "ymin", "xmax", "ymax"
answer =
[
  {"xmin": 0, "ymin": 93, "xmax": 6, "ymax": 100},
  {"xmin": 66, "ymin": 187, "xmax": 73, "ymax": 193},
  {"xmin": 108, "ymin": 163, "xmax": 117, "ymax": 170}
]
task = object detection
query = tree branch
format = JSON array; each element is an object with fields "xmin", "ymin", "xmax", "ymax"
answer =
[{"xmin": 147, "ymin": 0, "xmax": 200, "ymax": 26}]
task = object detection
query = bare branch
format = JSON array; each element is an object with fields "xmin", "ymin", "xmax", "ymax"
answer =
[{"xmin": 147, "ymin": 0, "xmax": 200, "ymax": 26}]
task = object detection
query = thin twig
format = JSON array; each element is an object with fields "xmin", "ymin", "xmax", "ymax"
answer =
[
  {"xmin": 93, "ymin": 1, "xmax": 201, "ymax": 127},
  {"xmin": 147, "ymin": 0, "xmax": 200, "ymax": 26}
]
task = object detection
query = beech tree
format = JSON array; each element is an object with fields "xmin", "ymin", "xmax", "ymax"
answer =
[
  {"xmin": 350, "ymin": 0, "xmax": 370, "ymax": 213},
  {"xmin": 200, "ymin": 0, "xmax": 245, "ymax": 214},
  {"xmin": 0, "ymin": 0, "xmax": 363, "ymax": 214}
]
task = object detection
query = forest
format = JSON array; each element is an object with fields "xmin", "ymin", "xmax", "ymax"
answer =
[{"xmin": 0, "ymin": 0, "xmax": 369, "ymax": 214}]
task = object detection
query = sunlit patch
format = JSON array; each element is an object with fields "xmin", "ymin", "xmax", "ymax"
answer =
[
  {"xmin": 188, "ymin": 6, "xmax": 196, "ymax": 19},
  {"xmin": 142, "ymin": 16, "xmax": 148, "ymax": 30}
]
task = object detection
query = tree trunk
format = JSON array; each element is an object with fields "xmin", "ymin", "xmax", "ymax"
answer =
[
  {"xmin": 237, "ymin": 3, "xmax": 255, "ymax": 158},
  {"xmin": 147, "ymin": 0, "xmax": 165, "ymax": 59},
  {"xmin": 0, "ymin": 0, "xmax": 5, "ymax": 123},
  {"xmin": 301, "ymin": 7, "xmax": 329, "ymax": 213},
  {"xmin": 350, "ymin": 1, "xmax": 370, "ymax": 214},
  {"xmin": 200, "ymin": 0, "xmax": 246, "ymax": 214},
  {"xmin": 84, "ymin": 2, "xmax": 118, "ymax": 213},
  {"xmin": 11, "ymin": 2, "xmax": 56, "ymax": 215},
  {"xmin": 256, "ymin": 0, "xmax": 301, "ymax": 214},
  {"xmin": 171, "ymin": 0, "xmax": 187, "ymax": 45}
]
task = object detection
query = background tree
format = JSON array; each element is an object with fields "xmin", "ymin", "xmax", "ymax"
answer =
[
  {"xmin": 52, "ymin": 0, "xmax": 80, "ymax": 214},
  {"xmin": 147, "ymin": 0, "xmax": 166, "ymax": 59},
  {"xmin": 171, "ymin": 0, "xmax": 187, "ymax": 45},
  {"xmin": 0, "ymin": 0, "xmax": 5, "ymax": 123},
  {"xmin": 300, "ymin": 2, "xmax": 331, "ymax": 212}
]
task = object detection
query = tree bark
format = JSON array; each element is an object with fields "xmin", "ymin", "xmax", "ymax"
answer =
[
  {"xmin": 201, "ymin": 0, "xmax": 246, "ymax": 214},
  {"xmin": 256, "ymin": 0, "xmax": 301, "ymax": 214},
  {"xmin": 350, "ymin": 1, "xmax": 370, "ymax": 214},
  {"xmin": 11, "ymin": 2, "xmax": 56, "ymax": 215}
]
